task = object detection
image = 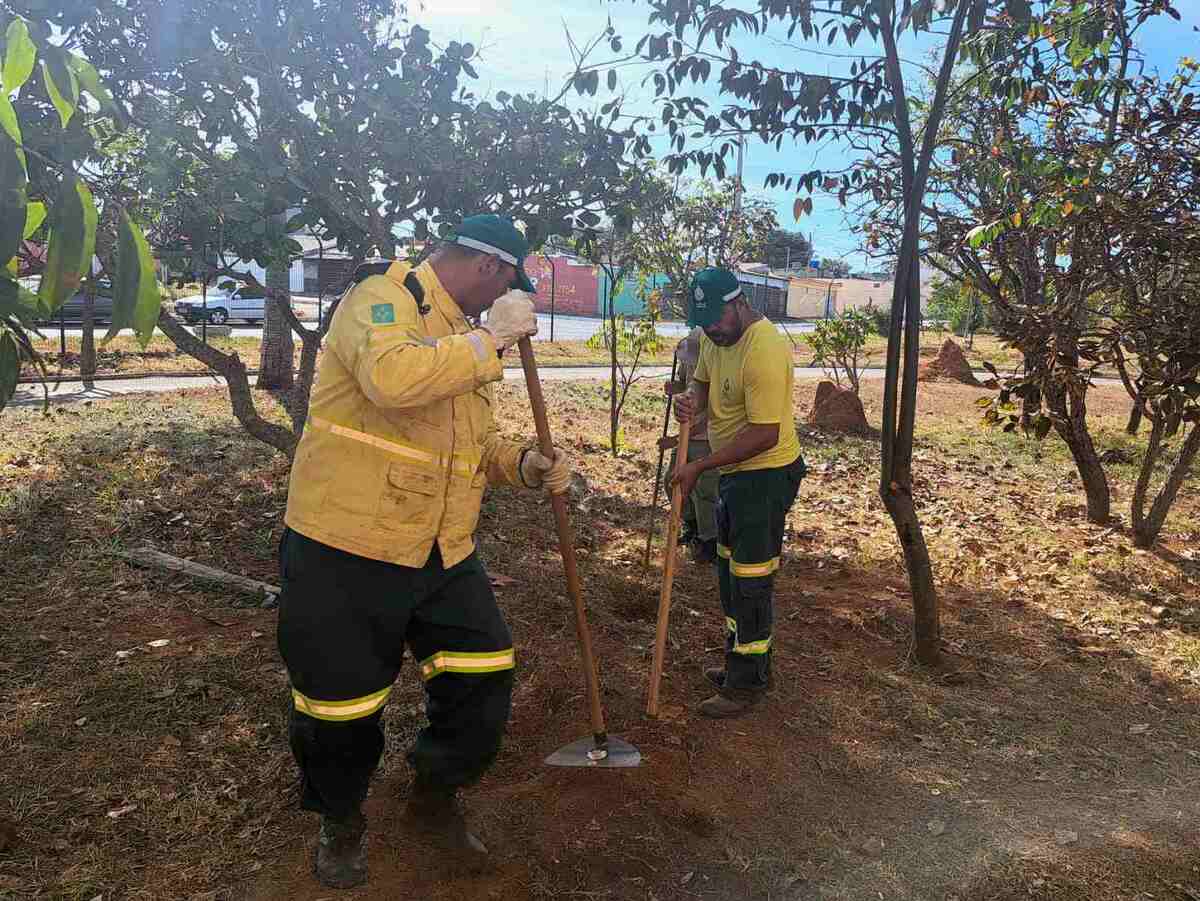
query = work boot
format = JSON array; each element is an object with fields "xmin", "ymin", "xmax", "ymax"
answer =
[
  {"xmin": 406, "ymin": 780, "xmax": 488, "ymax": 861},
  {"xmin": 314, "ymin": 810, "xmax": 367, "ymax": 889},
  {"xmin": 704, "ymin": 667, "xmax": 773, "ymax": 691},
  {"xmin": 691, "ymin": 538, "xmax": 718, "ymax": 565},
  {"xmin": 698, "ymin": 692, "xmax": 762, "ymax": 718}
]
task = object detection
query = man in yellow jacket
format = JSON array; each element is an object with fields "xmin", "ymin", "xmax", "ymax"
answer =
[{"xmin": 278, "ymin": 214, "xmax": 570, "ymax": 888}]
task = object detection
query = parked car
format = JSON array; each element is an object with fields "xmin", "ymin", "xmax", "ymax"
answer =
[
  {"xmin": 173, "ymin": 284, "xmax": 268, "ymax": 324},
  {"xmin": 33, "ymin": 279, "xmax": 116, "ymax": 323}
]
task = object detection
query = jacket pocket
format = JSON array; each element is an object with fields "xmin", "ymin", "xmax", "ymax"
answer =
[{"xmin": 378, "ymin": 462, "xmax": 442, "ymax": 530}]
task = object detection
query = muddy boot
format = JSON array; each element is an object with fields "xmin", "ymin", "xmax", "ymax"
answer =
[
  {"xmin": 406, "ymin": 780, "xmax": 488, "ymax": 863},
  {"xmin": 698, "ymin": 691, "xmax": 762, "ymax": 719},
  {"xmin": 314, "ymin": 810, "xmax": 367, "ymax": 889}
]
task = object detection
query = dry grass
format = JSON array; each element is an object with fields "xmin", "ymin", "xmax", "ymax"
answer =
[{"xmin": 0, "ymin": 374, "xmax": 1197, "ymax": 900}]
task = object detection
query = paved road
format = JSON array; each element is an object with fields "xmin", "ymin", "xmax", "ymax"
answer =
[
  {"xmin": 9, "ymin": 363, "xmax": 976, "ymax": 408},
  {"xmin": 38, "ymin": 313, "xmax": 817, "ymax": 341}
]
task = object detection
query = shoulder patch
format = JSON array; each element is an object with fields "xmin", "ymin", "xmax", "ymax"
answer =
[{"xmin": 370, "ymin": 303, "xmax": 396, "ymax": 324}]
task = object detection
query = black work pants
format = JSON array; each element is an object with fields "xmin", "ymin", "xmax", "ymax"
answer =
[
  {"xmin": 276, "ymin": 527, "xmax": 514, "ymax": 820},
  {"xmin": 715, "ymin": 456, "xmax": 805, "ymax": 694}
]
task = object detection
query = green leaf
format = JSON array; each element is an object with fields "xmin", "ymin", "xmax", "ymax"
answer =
[
  {"xmin": 0, "ymin": 274, "xmax": 40, "ymax": 326},
  {"xmin": 0, "ymin": 104, "xmax": 26, "ymax": 267},
  {"xmin": 22, "ymin": 200, "xmax": 44, "ymax": 238},
  {"xmin": 38, "ymin": 176, "xmax": 97, "ymax": 315},
  {"xmin": 66, "ymin": 52, "xmax": 119, "ymax": 119},
  {"xmin": 2, "ymin": 18, "xmax": 36, "ymax": 94},
  {"xmin": 0, "ymin": 326, "xmax": 18, "ymax": 411},
  {"xmin": 41, "ymin": 49, "xmax": 79, "ymax": 129},
  {"xmin": 106, "ymin": 210, "xmax": 160, "ymax": 346},
  {"xmin": 0, "ymin": 95, "xmax": 24, "ymax": 171}
]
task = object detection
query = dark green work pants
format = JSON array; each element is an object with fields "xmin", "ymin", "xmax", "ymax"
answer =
[
  {"xmin": 276, "ymin": 527, "xmax": 514, "ymax": 819},
  {"xmin": 715, "ymin": 455, "xmax": 806, "ymax": 694}
]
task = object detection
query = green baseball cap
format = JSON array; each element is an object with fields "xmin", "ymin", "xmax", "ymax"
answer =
[
  {"xmin": 688, "ymin": 267, "xmax": 743, "ymax": 328},
  {"xmin": 447, "ymin": 214, "xmax": 535, "ymax": 293}
]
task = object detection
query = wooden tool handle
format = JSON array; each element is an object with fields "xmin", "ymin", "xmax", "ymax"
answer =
[
  {"xmin": 643, "ymin": 349, "xmax": 681, "ymax": 569},
  {"xmin": 647, "ymin": 417, "xmax": 691, "ymax": 717},
  {"xmin": 518, "ymin": 338, "xmax": 607, "ymax": 743}
]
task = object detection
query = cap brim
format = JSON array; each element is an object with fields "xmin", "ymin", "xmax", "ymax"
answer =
[
  {"xmin": 688, "ymin": 303, "xmax": 723, "ymax": 329},
  {"xmin": 513, "ymin": 264, "xmax": 535, "ymax": 293}
]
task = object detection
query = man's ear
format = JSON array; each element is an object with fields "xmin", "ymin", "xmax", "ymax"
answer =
[{"xmin": 478, "ymin": 255, "xmax": 500, "ymax": 279}]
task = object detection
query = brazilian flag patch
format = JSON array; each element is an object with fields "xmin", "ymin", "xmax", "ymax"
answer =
[{"xmin": 370, "ymin": 303, "xmax": 395, "ymax": 324}]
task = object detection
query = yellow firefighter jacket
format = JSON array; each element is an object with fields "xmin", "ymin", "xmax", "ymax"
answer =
[{"xmin": 284, "ymin": 261, "xmax": 527, "ymax": 568}]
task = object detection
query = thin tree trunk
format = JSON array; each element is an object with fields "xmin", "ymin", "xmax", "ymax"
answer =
[
  {"xmin": 609, "ymin": 287, "xmax": 619, "ymax": 456},
  {"xmin": 1133, "ymin": 420, "xmax": 1200, "ymax": 549},
  {"xmin": 1125, "ymin": 404, "xmax": 1143, "ymax": 436},
  {"xmin": 876, "ymin": 0, "xmax": 971, "ymax": 667},
  {"xmin": 1045, "ymin": 381, "xmax": 1111, "ymax": 523},
  {"xmin": 258, "ymin": 257, "xmax": 295, "ymax": 390},
  {"xmin": 80, "ymin": 284, "xmax": 96, "ymax": 390},
  {"xmin": 1131, "ymin": 413, "xmax": 1164, "ymax": 542},
  {"xmin": 157, "ymin": 310, "xmax": 297, "ymax": 457}
]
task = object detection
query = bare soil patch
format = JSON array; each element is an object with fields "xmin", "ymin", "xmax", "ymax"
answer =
[{"xmin": 1, "ymin": 377, "xmax": 1197, "ymax": 899}]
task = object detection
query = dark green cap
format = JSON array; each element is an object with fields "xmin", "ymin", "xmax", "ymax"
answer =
[
  {"xmin": 447, "ymin": 214, "xmax": 535, "ymax": 292},
  {"xmin": 688, "ymin": 267, "xmax": 743, "ymax": 328}
]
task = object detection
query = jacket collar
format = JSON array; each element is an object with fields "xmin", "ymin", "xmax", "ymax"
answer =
[{"xmin": 387, "ymin": 260, "xmax": 470, "ymax": 331}]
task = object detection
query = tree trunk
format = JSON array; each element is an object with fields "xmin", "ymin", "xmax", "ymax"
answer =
[
  {"xmin": 258, "ymin": 260, "xmax": 294, "ymax": 390},
  {"xmin": 1045, "ymin": 381, "xmax": 1111, "ymax": 523},
  {"xmin": 1125, "ymin": 403, "xmax": 1142, "ymax": 436},
  {"xmin": 1132, "ymin": 419, "xmax": 1200, "ymax": 549},
  {"xmin": 875, "ymin": 0, "xmax": 971, "ymax": 669},
  {"xmin": 157, "ymin": 310, "xmax": 297, "ymax": 457},
  {"xmin": 80, "ymin": 287, "xmax": 96, "ymax": 390},
  {"xmin": 609, "ymin": 291, "xmax": 619, "ymax": 456}
]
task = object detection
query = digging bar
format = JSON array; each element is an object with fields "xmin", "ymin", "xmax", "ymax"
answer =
[
  {"xmin": 646, "ymin": 417, "xmax": 690, "ymax": 717},
  {"xmin": 642, "ymin": 347, "xmax": 680, "ymax": 571},
  {"xmin": 518, "ymin": 338, "xmax": 640, "ymax": 769}
]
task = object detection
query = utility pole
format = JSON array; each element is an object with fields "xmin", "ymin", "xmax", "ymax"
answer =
[{"xmin": 733, "ymin": 136, "xmax": 744, "ymax": 214}]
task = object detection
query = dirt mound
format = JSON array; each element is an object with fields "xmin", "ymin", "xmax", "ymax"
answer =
[
  {"xmin": 918, "ymin": 338, "xmax": 981, "ymax": 386},
  {"xmin": 807, "ymin": 380, "xmax": 870, "ymax": 433}
]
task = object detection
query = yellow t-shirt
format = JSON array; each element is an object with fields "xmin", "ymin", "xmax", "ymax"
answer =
[{"xmin": 693, "ymin": 319, "xmax": 800, "ymax": 474}]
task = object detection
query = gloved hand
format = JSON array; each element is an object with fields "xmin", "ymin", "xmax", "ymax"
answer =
[
  {"xmin": 521, "ymin": 447, "xmax": 571, "ymax": 494},
  {"xmin": 482, "ymin": 290, "xmax": 538, "ymax": 350}
]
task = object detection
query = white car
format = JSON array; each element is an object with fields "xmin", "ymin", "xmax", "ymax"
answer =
[{"xmin": 173, "ymin": 284, "xmax": 268, "ymax": 325}]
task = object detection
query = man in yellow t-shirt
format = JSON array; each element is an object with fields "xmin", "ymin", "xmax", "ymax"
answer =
[{"xmin": 673, "ymin": 267, "xmax": 806, "ymax": 718}]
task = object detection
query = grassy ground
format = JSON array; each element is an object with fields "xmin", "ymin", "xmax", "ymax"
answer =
[
  {"xmin": 22, "ymin": 329, "xmax": 1018, "ymax": 380},
  {"xmin": 1, "ymin": 375, "xmax": 1198, "ymax": 899}
]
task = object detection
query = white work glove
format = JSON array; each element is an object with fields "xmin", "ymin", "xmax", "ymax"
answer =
[
  {"xmin": 521, "ymin": 447, "xmax": 572, "ymax": 494},
  {"xmin": 482, "ymin": 290, "xmax": 538, "ymax": 350}
]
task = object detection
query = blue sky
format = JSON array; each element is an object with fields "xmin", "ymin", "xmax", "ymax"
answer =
[{"xmin": 411, "ymin": 1, "xmax": 1200, "ymax": 270}]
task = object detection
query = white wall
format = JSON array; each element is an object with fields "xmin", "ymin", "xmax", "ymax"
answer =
[{"xmin": 224, "ymin": 260, "xmax": 305, "ymax": 293}]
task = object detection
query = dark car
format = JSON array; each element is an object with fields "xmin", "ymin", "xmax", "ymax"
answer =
[{"xmin": 33, "ymin": 280, "xmax": 116, "ymax": 324}]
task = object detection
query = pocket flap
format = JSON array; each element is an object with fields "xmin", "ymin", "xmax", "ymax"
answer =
[{"xmin": 387, "ymin": 462, "xmax": 441, "ymax": 496}]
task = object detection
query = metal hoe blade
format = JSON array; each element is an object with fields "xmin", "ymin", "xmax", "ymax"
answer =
[{"xmin": 545, "ymin": 735, "xmax": 641, "ymax": 768}]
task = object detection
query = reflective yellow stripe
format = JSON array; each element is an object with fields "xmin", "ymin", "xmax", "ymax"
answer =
[
  {"xmin": 717, "ymin": 544, "xmax": 732, "ymax": 559},
  {"xmin": 292, "ymin": 686, "xmax": 391, "ymax": 722},
  {"xmin": 309, "ymin": 416, "xmax": 443, "ymax": 468},
  {"xmin": 730, "ymin": 557, "xmax": 780, "ymax": 578},
  {"xmin": 725, "ymin": 616, "xmax": 737, "ymax": 634},
  {"xmin": 420, "ymin": 648, "xmax": 515, "ymax": 681},
  {"xmin": 733, "ymin": 636, "xmax": 772, "ymax": 655},
  {"xmin": 451, "ymin": 450, "xmax": 481, "ymax": 476}
]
